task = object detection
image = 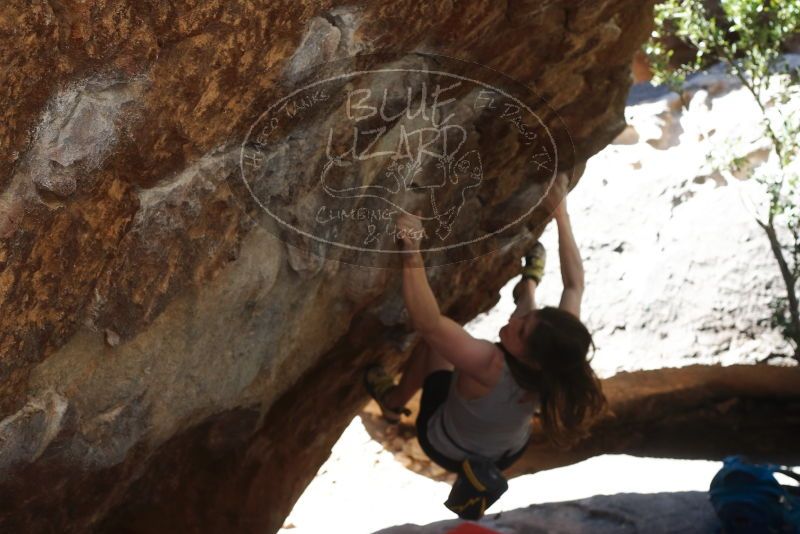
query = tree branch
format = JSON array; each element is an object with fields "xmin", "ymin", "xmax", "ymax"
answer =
[
  {"xmin": 365, "ymin": 365, "xmax": 800, "ymax": 479},
  {"xmin": 506, "ymin": 364, "xmax": 800, "ymax": 477},
  {"xmin": 756, "ymin": 219, "xmax": 800, "ymax": 351}
]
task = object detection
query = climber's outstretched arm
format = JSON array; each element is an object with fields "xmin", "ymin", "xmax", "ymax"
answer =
[
  {"xmin": 400, "ymin": 248, "xmax": 441, "ymax": 332},
  {"xmin": 554, "ymin": 198, "xmax": 584, "ymax": 318},
  {"xmin": 398, "ymin": 214, "xmax": 496, "ymax": 378}
]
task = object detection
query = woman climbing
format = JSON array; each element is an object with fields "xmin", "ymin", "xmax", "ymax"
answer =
[{"xmin": 364, "ymin": 195, "xmax": 608, "ymax": 519}]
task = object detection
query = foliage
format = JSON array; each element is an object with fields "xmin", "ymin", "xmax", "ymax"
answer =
[{"xmin": 646, "ymin": 0, "xmax": 800, "ymax": 362}]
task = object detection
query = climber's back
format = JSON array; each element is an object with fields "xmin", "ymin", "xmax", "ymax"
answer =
[{"xmin": 425, "ymin": 345, "xmax": 539, "ymax": 462}]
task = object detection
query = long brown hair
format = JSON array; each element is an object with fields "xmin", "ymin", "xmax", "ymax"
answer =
[{"xmin": 505, "ymin": 306, "xmax": 607, "ymax": 448}]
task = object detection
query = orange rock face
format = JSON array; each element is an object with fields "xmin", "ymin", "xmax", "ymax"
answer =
[{"xmin": 0, "ymin": 1, "xmax": 654, "ymax": 532}]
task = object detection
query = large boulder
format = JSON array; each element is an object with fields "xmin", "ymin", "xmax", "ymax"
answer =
[{"xmin": 0, "ymin": 1, "xmax": 654, "ymax": 532}]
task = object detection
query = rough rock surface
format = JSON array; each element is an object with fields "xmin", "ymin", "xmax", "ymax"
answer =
[
  {"xmin": 0, "ymin": 1, "xmax": 654, "ymax": 532},
  {"xmin": 372, "ymin": 491, "xmax": 720, "ymax": 534}
]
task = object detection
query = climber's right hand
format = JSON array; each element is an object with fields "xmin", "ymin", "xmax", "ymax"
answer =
[{"xmin": 395, "ymin": 210, "xmax": 424, "ymax": 252}]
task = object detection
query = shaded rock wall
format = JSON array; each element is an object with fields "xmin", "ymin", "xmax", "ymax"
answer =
[{"xmin": 0, "ymin": 1, "xmax": 654, "ymax": 532}]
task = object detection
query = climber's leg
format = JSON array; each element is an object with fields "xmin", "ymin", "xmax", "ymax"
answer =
[{"xmin": 384, "ymin": 340, "xmax": 452, "ymax": 410}]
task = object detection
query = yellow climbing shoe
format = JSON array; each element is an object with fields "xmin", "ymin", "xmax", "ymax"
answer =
[
  {"xmin": 522, "ymin": 241, "xmax": 546, "ymax": 284},
  {"xmin": 363, "ymin": 364, "xmax": 411, "ymax": 424}
]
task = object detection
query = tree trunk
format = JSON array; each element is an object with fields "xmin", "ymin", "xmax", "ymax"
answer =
[
  {"xmin": 364, "ymin": 364, "xmax": 800, "ymax": 480},
  {"xmin": 758, "ymin": 216, "xmax": 800, "ymax": 359},
  {"xmin": 506, "ymin": 364, "xmax": 800, "ymax": 477}
]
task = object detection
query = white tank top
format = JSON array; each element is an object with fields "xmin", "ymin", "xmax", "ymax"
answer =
[{"xmin": 425, "ymin": 346, "xmax": 539, "ymax": 462}]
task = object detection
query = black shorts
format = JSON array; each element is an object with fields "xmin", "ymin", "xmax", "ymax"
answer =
[{"xmin": 415, "ymin": 370, "xmax": 529, "ymax": 474}]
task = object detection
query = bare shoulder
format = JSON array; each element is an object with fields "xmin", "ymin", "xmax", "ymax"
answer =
[
  {"xmin": 420, "ymin": 316, "xmax": 499, "ymax": 378},
  {"xmin": 460, "ymin": 344, "xmax": 504, "ymax": 389}
]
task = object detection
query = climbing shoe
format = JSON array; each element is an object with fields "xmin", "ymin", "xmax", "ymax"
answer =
[
  {"xmin": 363, "ymin": 364, "xmax": 411, "ymax": 424},
  {"xmin": 522, "ymin": 241, "xmax": 546, "ymax": 284}
]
